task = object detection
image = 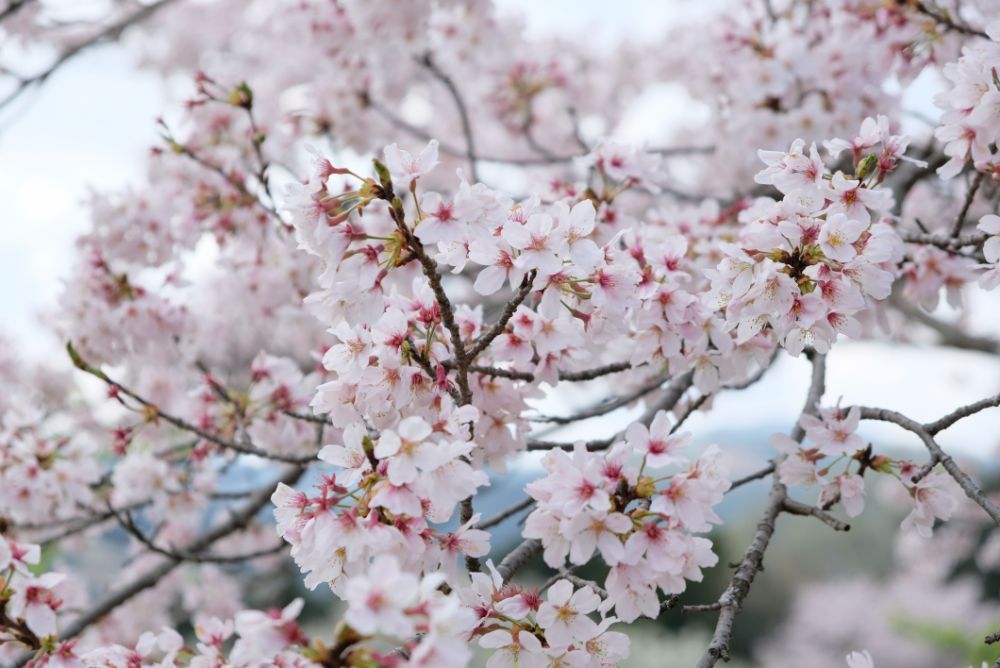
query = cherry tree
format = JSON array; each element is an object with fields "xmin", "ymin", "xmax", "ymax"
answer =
[{"xmin": 2, "ymin": 1, "xmax": 1000, "ymax": 666}]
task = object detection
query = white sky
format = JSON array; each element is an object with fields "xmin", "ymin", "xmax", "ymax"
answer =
[{"xmin": 1, "ymin": 0, "xmax": 999, "ymax": 464}]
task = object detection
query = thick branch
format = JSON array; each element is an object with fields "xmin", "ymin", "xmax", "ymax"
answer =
[
  {"xmin": 890, "ymin": 292, "xmax": 1000, "ymax": 355},
  {"xmin": 899, "ymin": 229, "xmax": 988, "ymax": 259},
  {"xmin": 697, "ymin": 352, "xmax": 826, "ymax": 668},
  {"xmin": 497, "ymin": 538, "xmax": 542, "ymax": 583}
]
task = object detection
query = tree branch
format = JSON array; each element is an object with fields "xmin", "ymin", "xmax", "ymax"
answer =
[
  {"xmin": 890, "ymin": 292, "xmax": 1000, "ymax": 355},
  {"xmin": 857, "ymin": 405, "xmax": 1000, "ymax": 525},
  {"xmin": 468, "ymin": 360, "xmax": 635, "ymax": 383},
  {"xmin": 111, "ymin": 507, "xmax": 286, "ymax": 564},
  {"xmin": 697, "ymin": 351, "xmax": 826, "ymax": 668},
  {"xmin": 418, "ymin": 53, "xmax": 480, "ymax": 183},
  {"xmin": 914, "ymin": 1, "xmax": 989, "ymax": 38},
  {"xmin": 923, "ymin": 393, "xmax": 1000, "ymax": 435},
  {"xmin": 951, "ymin": 171, "xmax": 985, "ymax": 237},
  {"xmin": 16, "ymin": 466, "xmax": 304, "ymax": 664},
  {"xmin": 0, "ymin": 0, "xmax": 179, "ymax": 112},
  {"xmin": 467, "ymin": 272, "xmax": 536, "ymax": 360},
  {"xmin": 781, "ymin": 498, "xmax": 850, "ymax": 532},
  {"xmin": 364, "ymin": 95, "xmax": 711, "ymax": 166},
  {"xmin": 475, "ymin": 497, "xmax": 535, "ymax": 530},
  {"xmin": 527, "ymin": 371, "xmax": 669, "ymax": 425},
  {"xmin": 67, "ymin": 343, "xmax": 316, "ymax": 464},
  {"xmin": 496, "ymin": 538, "xmax": 542, "ymax": 583}
]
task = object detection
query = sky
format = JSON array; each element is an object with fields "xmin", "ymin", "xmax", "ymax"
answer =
[
  {"xmin": 1, "ymin": 0, "xmax": 999, "ymax": 467},
  {"xmin": 0, "ymin": 46, "xmax": 166, "ymax": 356}
]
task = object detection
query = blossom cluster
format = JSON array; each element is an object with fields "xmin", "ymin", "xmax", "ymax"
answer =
[
  {"xmin": 339, "ymin": 554, "xmax": 476, "ymax": 667},
  {"xmin": 5, "ymin": 0, "xmax": 1000, "ymax": 666},
  {"xmin": 710, "ymin": 116, "xmax": 914, "ymax": 356},
  {"xmin": 771, "ymin": 405, "xmax": 869, "ymax": 517},
  {"xmin": 771, "ymin": 403, "xmax": 958, "ymax": 537},
  {"xmin": 934, "ymin": 22, "xmax": 1000, "ymax": 179},
  {"xmin": 465, "ymin": 563, "xmax": 629, "ymax": 668},
  {"xmin": 525, "ymin": 414, "xmax": 729, "ymax": 623},
  {"xmin": 0, "ymin": 409, "xmax": 99, "ymax": 525},
  {"xmin": 272, "ymin": 416, "xmax": 490, "ymax": 594}
]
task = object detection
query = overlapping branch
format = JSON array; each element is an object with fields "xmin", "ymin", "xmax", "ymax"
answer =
[
  {"xmin": 0, "ymin": 0, "xmax": 178, "ymax": 113},
  {"xmin": 12, "ymin": 466, "xmax": 304, "ymax": 667},
  {"xmin": 857, "ymin": 404, "xmax": 1000, "ymax": 525},
  {"xmin": 66, "ymin": 343, "xmax": 316, "ymax": 464},
  {"xmin": 697, "ymin": 351, "xmax": 827, "ymax": 668},
  {"xmin": 914, "ymin": 1, "xmax": 989, "ymax": 38}
]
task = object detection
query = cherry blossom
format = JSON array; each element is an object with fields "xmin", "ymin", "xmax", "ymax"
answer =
[
  {"xmin": 625, "ymin": 410, "xmax": 688, "ymax": 469},
  {"xmin": 384, "ymin": 140, "xmax": 440, "ymax": 187},
  {"xmin": 535, "ymin": 579, "xmax": 602, "ymax": 647},
  {"xmin": 902, "ymin": 473, "xmax": 960, "ymax": 539},
  {"xmin": 3, "ymin": 2, "xmax": 1000, "ymax": 666},
  {"xmin": 6, "ymin": 572, "xmax": 65, "ymax": 638}
]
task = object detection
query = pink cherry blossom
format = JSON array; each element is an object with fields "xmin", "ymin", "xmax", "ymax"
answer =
[
  {"xmin": 626, "ymin": 410, "xmax": 688, "ymax": 469},
  {"xmin": 902, "ymin": 474, "xmax": 959, "ymax": 538},
  {"xmin": 384, "ymin": 139, "xmax": 440, "ymax": 187},
  {"xmin": 4, "ymin": 3, "xmax": 1000, "ymax": 666},
  {"xmin": 535, "ymin": 580, "xmax": 601, "ymax": 647},
  {"xmin": 818, "ymin": 214, "xmax": 866, "ymax": 263}
]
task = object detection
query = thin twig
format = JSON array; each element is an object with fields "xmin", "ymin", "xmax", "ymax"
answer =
[
  {"xmin": 475, "ymin": 498, "xmax": 535, "ymax": 530},
  {"xmin": 111, "ymin": 507, "xmax": 286, "ymax": 564},
  {"xmin": 67, "ymin": 343, "xmax": 315, "ymax": 464},
  {"xmin": 365, "ymin": 97, "xmax": 711, "ymax": 166},
  {"xmin": 914, "ymin": 1, "xmax": 989, "ymax": 38},
  {"xmin": 527, "ymin": 372, "xmax": 670, "ymax": 425},
  {"xmin": 418, "ymin": 53, "xmax": 480, "ymax": 183},
  {"xmin": 18, "ymin": 467, "xmax": 304, "ymax": 662},
  {"xmin": 781, "ymin": 498, "xmax": 850, "ymax": 532},
  {"xmin": 468, "ymin": 360, "xmax": 634, "ymax": 383},
  {"xmin": 951, "ymin": 171, "xmax": 985, "ymax": 237},
  {"xmin": 0, "ymin": 0, "xmax": 178, "ymax": 112},
  {"xmin": 924, "ymin": 393, "xmax": 1000, "ymax": 435},
  {"xmin": 729, "ymin": 464, "xmax": 776, "ymax": 490},
  {"xmin": 526, "ymin": 370, "xmax": 694, "ymax": 452},
  {"xmin": 857, "ymin": 406, "xmax": 1000, "ymax": 525},
  {"xmin": 467, "ymin": 272, "xmax": 536, "ymax": 360}
]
